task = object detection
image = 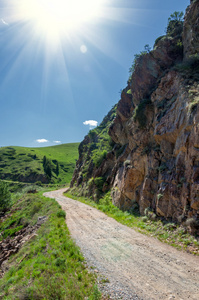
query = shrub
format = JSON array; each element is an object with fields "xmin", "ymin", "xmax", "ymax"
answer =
[
  {"xmin": 0, "ymin": 181, "xmax": 11, "ymax": 213},
  {"xmin": 43, "ymin": 156, "xmax": 52, "ymax": 180},
  {"xmin": 55, "ymin": 161, "xmax": 59, "ymax": 177},
  {"xmin": 153, "ymin": 35, "xmax": 166, "ymax": 48},
  {"xmin": 93, "ymin": 150, "xmax": 107, "ymax": 168},
  {"xmin": 94, "ymin": 177, "xmax": 105, "ymax": 192},
  {"xmin": 88, "ymin": 177, "xmax": 94, "ymax": 187},
  {"xmin": 166, "ymin": 11, "xmax": 184, "ymax": 37},
  {"xmin": 99, "ymin": 192, "xmax": 112, "ymax": 206},
  {"xmin": 30, "ymin": 202, "xmax": 42, "ymax": 216},
  {"xmin": 57, "ymin": 210, "xmax": 66, "ymax": 219}
]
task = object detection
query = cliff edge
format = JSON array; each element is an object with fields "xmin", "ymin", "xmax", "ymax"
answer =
[{"xmin": 71, "ymin": 0, "xmax": 199, "ymax": 234}]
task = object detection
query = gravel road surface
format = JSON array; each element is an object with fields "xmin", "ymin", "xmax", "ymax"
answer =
[{"xmin": 44, "ymin": 189, "xmax": 199, "ymax": 300}]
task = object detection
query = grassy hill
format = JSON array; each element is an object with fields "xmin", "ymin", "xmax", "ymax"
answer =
[
  {"xmin": 0, "ymin": 143, "xmax": 79, "ymax": 184},
  {"xmin": 0, "ymin": 188, "xmax": 100, "ymax": 299}
]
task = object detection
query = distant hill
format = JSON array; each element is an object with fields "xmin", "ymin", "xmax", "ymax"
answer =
[{"xmin": 0, "ymin": 143, "xmax": 79, "ymax": 184}]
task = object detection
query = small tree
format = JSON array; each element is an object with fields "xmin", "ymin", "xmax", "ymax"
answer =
[
  {"xmin": 168, "ymin": 11, "xmax": 184, "ymax": 22},
  {"xmin": 166, "ymin": 11, "xmax": 184, "ymax": 36},
  {"xmin": 144, "ymin": 44, "xmax": 151, "ymax": 53},
  {"xmin": 55, "ymin": 161, "xmax": 59, "ymax": 177},
  {"xmin": 43, "ymin": 155, "xmax": 47, "ymax": 167},
  {"xmin": 44, "ymin": 160, "xmax": 52, "ymax": 179},
  {"xmin": 42, "ymin": 156, "xmax": 52, "ymax": 180},
  {"xmin": 0, "ymin": 181, "xmax": 11, "ymax": 213}
]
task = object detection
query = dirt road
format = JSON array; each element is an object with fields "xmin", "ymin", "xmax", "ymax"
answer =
[{"xmin": 44, "ymin": 189, "xmax": 199, "ymax": 300}]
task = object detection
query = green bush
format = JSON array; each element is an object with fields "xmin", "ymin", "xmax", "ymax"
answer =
[
  {"xmin": 57, "ymin": 210, "xmax": 66, "ymax": 219},
  {"xmin": 166, "ymin": 11, "xmax": 183, "ymax": 37},
  {"xmin": 153, "ymin": 35, "xmax": 166, "ymax": 48},
  {"xmin": 30, "ymin": 202, "xmax": 42, "ymax": 216},
  {"xmin": 0, "ymin": 181, "xmax": 11, "ymax": 213},
  {"xmin": 94, "ymin": 177, "xmax": 106, "ymax": 192},
  {"xmin": 93, "ymin": 150, "xmax": 107, "ymax": 168}
]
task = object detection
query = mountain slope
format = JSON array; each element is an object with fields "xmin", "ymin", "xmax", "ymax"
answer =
[
  {"xmin": 0, "ymin": 143, "xmax": 79, "ymax": 184},
  {"xmin": 71, "ymin": 1, "xmax": 199, "ymax": 234}
]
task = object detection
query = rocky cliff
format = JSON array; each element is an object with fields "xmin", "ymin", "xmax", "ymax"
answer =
[{"xmin": 71, "ymin": 0, "xmax": 199, "ymax": 233}]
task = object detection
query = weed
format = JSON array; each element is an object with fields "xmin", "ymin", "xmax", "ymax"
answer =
[
  {"xmin": 57, "ymin": 210, "xmax": 66, "ymax": 219},
  {"xmin": 94, "ymin": 177, "xmax": 106, "ymax": 192}
]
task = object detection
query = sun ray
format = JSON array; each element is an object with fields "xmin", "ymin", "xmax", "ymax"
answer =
[{"xmin": 0, "ymin": 0, "xmax": 148, "ymax": 109}]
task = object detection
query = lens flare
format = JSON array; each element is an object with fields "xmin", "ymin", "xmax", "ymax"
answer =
[{"xmin": 15, "ymin": 0, "xmax": 105, "ymax": 41}]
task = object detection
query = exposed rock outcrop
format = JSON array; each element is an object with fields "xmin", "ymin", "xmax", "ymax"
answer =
[
  {"xmin": 183, "ymin": 0, "xmax": 199, "ymax": 60},
  {"xmin": 71, "ymin": 0, "xmax": 199, "ymax": 234},
  {"xmin": 0, "ymin": 216, "xmax": 47, "ymax": 277}
]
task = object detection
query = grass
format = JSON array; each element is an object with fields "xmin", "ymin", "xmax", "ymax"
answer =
[
  {"xmin": 0, "ymin": 189, "xmax": 101, "ymax": 300},
  {"xmin": 0, "ymin": 143, "xmax": 79, "ymax": 184},
  {"xmin": 65, "ymin": 190, "xmax": 199, "ymax": 256},
  {"xmin": 78, "ymin": 105, "xmax": 117, "ymax": 179}
]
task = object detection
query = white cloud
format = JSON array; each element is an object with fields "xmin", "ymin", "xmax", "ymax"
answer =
[
  {"xmin": 83, "ymin": 120, "xmax": 98, "ymax": 129},
  {"xmin": 36, "ymin": 139, "xmax": 49, "ymax": 143},
  {"xmin": 80, "ymin": 45, "xmax": 87, "ymax": 53},
  {"xmin": 53, "ymin": 140, "xmax": 61, "ymax": 144},
  {"xmin": 1, "ymin": 19, "xmax": 8, "ymax": 25}
]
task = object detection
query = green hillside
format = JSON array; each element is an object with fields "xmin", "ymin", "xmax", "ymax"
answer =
[
  {"xmin": 0, "ymin": 187, "xmax": 100, "ymax": 299},
  {"xmin": 0, "ymin": 143, "xmax": 79, "ymax": 184}
]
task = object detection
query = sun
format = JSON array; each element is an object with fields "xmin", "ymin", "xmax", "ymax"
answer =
[{"xmin": 16, "ymin": 0, "xmax": 105, "ymax": 41}]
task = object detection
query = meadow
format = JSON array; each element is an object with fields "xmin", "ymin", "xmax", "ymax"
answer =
[
  {"xmin": 0, "ymin": 143, "xmax": 79, "ymax": 184},
  {"xmin": 0, "ymin": 185, "xmax": 101, "ymax": 300}
]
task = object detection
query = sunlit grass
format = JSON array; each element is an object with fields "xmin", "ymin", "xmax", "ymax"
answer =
[
  {"xmin": 0, "ymin": 143, "xmax": 79, "ymax": 184},
  {"xmin": 0, "ymin": 192, "xmax": 101, "ymax": 299}
]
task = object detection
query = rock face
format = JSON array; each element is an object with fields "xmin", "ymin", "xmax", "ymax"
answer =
[
  {"xmin": 71, "ymin": 1, "xmax": 199, "ymax": 233},
  {"xmin": 183, "ymin": 0, "xmax": 199, "ymax": 60}
]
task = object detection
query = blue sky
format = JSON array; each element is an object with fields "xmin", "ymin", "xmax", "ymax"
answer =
[{"xmin": 0, "ymin": 0, "xmax": 190, "ymax": 147}]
